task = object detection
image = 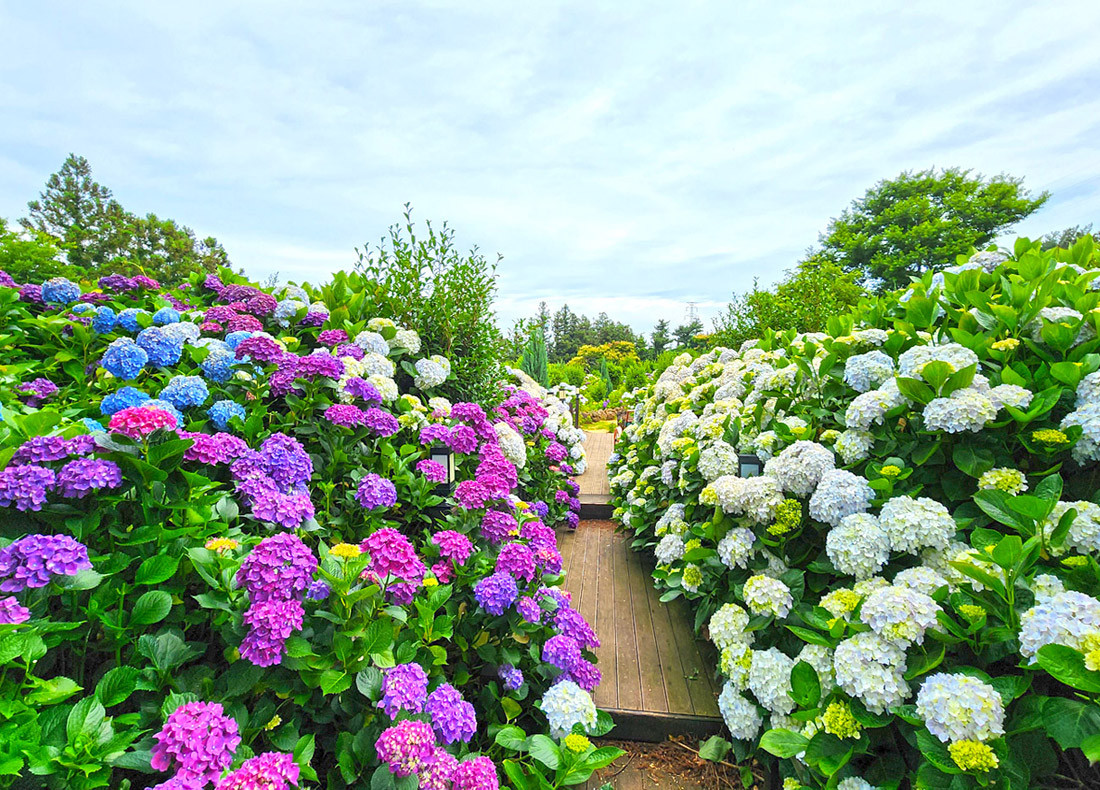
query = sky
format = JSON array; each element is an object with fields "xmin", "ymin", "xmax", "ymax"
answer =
[{"xmin": 2, "ymin": 1, "xmax": 1099, "ymax": 334}]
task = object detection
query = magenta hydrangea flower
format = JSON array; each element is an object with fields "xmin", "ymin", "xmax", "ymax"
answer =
[
  {"xmin": 545, "ymin": 442, "xmax": 568, "ymax": 463},
  {"xmin": 519, "ymin": 521, "xmax": 556, "ymax": 552},
  {"xmin": 317, "ymin": 329, "xmax": 348, "ymax": 346},
  {"xmin": 417, "ymin": 459, "xmax": 448, "ymax": 483},
  {"xmin": 108, "ymin": 405, "xmax": 178, "ymax": 439},
  {"xmin": 0, "ymin": 464, "xmax": 56, "ymax": 511},
  {"xmin": 379, "ymin": 662, "xmax": 429, "ymax": 718},
  {"xmin": 542, "ymin": 634, "xmax": 583, "ymax": 672},
  {"xmin": 0, "ymin": 596, "xmax": 31, "ymax": 624},
  {"xmin": 426, "ymin": 683, "xmax": 477, "ymax": 744},
  {"xmin": 54, "ymin": 458, "xmax": 123, "ymax": 499},
  {"xmin": 536, "ymin": 547, "xmax": 563, "ymax": 576},
  {"xmin": 420, "ymin": 748, "xmax": 459, "ymax": 790},
  {"xmin": 452, "ymin": 756, "xmax": 499, "ymax": 790},
  {"xmin": 244, "ymin": 293, "xmax": 278, "ymax": 317},
  {"xmin": 455, "ymin": 480, "xmax": 492, "ymax": 510},
  {"xmin": 516, "ymin": 596, "xmax": 542, "ymax": 623},
  {"xmin": 215, "ymin": 751, "xmax": 299, "ymax": 790},
  {"xmin": 419, "ymin": 424, "xmax": 452, "ymax": 445},
  {"xmin": 181, "ymin": 432, "xmax": 249, "ymax": 465},
  {"xmin": 431, "ymin": 561, "xmax": 453, "ymax": 584},
  {"xmin": 234, "ymin": 335, "xmax": 284, "ymax": 363},
  {"xmin": 363, "ymin": 528, "xmax": 426, "ymax": 583},
  {"xmin": 363, "ymin": 408, "xmax": 400, "ymax": 437},
  {"xmin": 150, "ymin": 701, "xmax": 241, "ymax": 785},
  {"xmin": 236, "ymin": 533, "xmax": 317, "ymax": 604},
  {"xmin": 447, "ymin": 425, "xmax": 478, "ymax": 454},
  {"xmin": 296, "ymin": 352, "xmax": 344, "ymax": 380},
  {"xmin": 474, "ymin": 572, "xmax": 518, "ymax": 616},
  {"xmin": 227, "ymin": 313, "xmax": 263, "ymax": 333},
  {"xmin": 0, "ymin": 534, "xmax": 91, "ymax": 591},
  {"xmin": 239, "ymin": 599, "xmax": 305, "ymax": 666},
  {"xmin": 249, "ymin": 484, "xmax": 316, "ymax": 530},
  {"xmin": 496, "ymin": 542, "xmax": 536, "ymax": 582},
  {"xmin": 324, "ymin": 404, "xmax": 367, "ymax": 428},
  {"xmin": 431, "ymin": 531, "xmax": 473, "ymax": 565},
  {"xmin": 375, "ymin": 719, "xmax": 436, "ymax": 777},
  {"xmin": 356, "ymin": 473, "xmax": 397, "ymax": 510},
  {"xmin": 480, "ymin": 510, "xmax": 517, "ymax": 543}
]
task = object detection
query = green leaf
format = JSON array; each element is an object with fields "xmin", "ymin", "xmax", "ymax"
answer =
[
  {"xmin": 320, "ymin": 670, "xmax": 352, "ymax": 696},
  {"xmin": 494, "ymin": 725, "xmax": 529, "ymax": 752},
  {"xmin": 785, "ymin": 625, "xmax": 834, "ymax": 647},
  {"xmin": 95, "ymin": 667, "xmax": 140, "ymax": 707},
  {"xmin": 1036, "ymin": 644, "xmax": 1100, "ymax": 693},
  {"xmin": 502, "ymin": 759, "xmax": 532, "ymax": 790},
  {"xmin": 355, "ymin": 667, "xmax": 383, "ymax": 701},
  {"xmin": 698, "ymin": 735, "xmax": 732, "ymax": 762},
  {"xmin": 370, "ymin": 765, "xmax": 396, "ymax": 790},
  {"xmin": 66, "ymin": 697, "xmax": 106, "ymax": 744},
  {"xmin": 527, "ymin": 734, "xmax": 562, "ymax": 770},
  {"xmin": 896, "ymin": 376, "xmax": 935, "ymax": 405},
  {"xmin": 789, "ymin": 661, "xmax": 821, "ymax": 708},
  {"xmin": 758, "ymin": 728, "xmax": 808, "ymax": 758},
  {"xmin": 905, "ymin": 641, "xmax": 946, "ymax": 681},
  {"xmin": 916, "ymin": 729, "xmax": 960, "ymax": 774},
  {"xmin": 135, "ymin": 554, "xmax": 179, "ymax": 586},
  {"xmin": 583, "ymin": 746, "xmax": 625, "ymax": 771},
  {"xmin": 130, "ymin": 590, "xmax": 173, "ymax": 626},
  {"xmin": 952, "ymin": 445, "xmax": 995, "ymax": 478},
  {"xmin": 1081, "ymin": 733, "xmax": 1100, "ymax": 764},
  {"xmin": 1043, "ymin": 696, "xmax": 1100, "ymax": 749},
  {"xmin": 364, "ymin": 618, "xmax": 393, "ymax": 655}
]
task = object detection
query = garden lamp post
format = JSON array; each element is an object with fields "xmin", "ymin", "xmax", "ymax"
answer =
[
  {"xmin": 430, "ymin": 442, "xmax": 456, "ymax": 498},
  {"xmin": 738, "ymin": 454, "xmax": 762, "ymax": 478}
]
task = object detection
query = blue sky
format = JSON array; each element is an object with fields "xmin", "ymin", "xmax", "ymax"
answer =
[{"xmin": 2, "ymin": 1, "xmax": 1098, "ymax": 333}]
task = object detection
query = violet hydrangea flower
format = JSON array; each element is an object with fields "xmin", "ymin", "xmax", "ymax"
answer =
[
  {"xmin": 474, "ymin": 572, "xmax": 518, "ymax": 616},
  {"xmin": 215, "ymin": 751, "xmax": 299, "ymax": 790},
  {"xmin": 417, "ymin": 459, "xmax": 448, "ymax": 483},
  {"xmin": 236, "ymin": 533, "xmax": 317, "ymax": 604},
  {"xmin": 426, "ymin": 683, "xmax": 477, "ymax": 744},
  {"xmin": 356, "ymin": 473, "xmax": 397, "ymax": 510},
  {"xmin": 542, "ymin": 634, "xmax": 583, "ymax": 672},
  {"xmin": 11, "ymin": 436, "xmax": 71, "ymax": 465},
  {"xmin": 498, "ymin": 664, "xmax": 524, "ymax": 691},
  {"xmin": 150, "ymin": 701, "xmax": 241, "ymax": 785},
  {"xmin": 0, "ymin": 534, "xmax": 91, "ymax": 590},
  {"xmin": 239, "ymin": 599, "xmax": 305, "ymax": 666},
  {"xmin": 0, "ymin": 596, "xmax": 31, "ymax": 624},
  {"xmin": 379, "ymin": 662, "xmax": 429, "ymax": 718},
  {"xmin": 363, "ymin": 408, "xmax": 400, "ymax": 437},
  {"xmin": 0, "ymin": 464, "xmax": 56, "ymax": 511},
  {"xmin": 55, "ymin": 458, "xmax": 123, "ymax": 499}
]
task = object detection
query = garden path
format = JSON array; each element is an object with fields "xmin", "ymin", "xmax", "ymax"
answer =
[{"xmin": 576, "ymin": 430, "xmax": 614, "ymax": 517}]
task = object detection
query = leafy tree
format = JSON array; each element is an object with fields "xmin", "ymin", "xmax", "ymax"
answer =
[
  {"xmin": 672, "ymin": 319, "xmax": 704, "ymax": 349},
  {"xmin": 520, "ymin": 330, "xmax": 550, "ymax": 386},
  {"xmin": 816, "ymin": 167, "xmax": 1047, "ymax": 290},
  {"xmin": 0, "ymin": 217, "xmax": 77, "ymax": 283},
  {"xmin": 1042, "ymin": 224, "xmax": 1099, "ymax": 251},
  {"xmin": 650, "ymin": 319, "xmax": 671, "ymax": 356},
  {"xmin": 713, "ymin": 258, "xmax": 865, "ymax": 349}
]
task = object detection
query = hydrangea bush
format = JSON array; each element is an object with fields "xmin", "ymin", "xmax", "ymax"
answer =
[
  {"xmin": 609, "ymin": 238, "xmax": 1100, "ymax": 789},
  {"xmin": 0, "ymin": 268, "xmax": 620, "ymax": 789}
]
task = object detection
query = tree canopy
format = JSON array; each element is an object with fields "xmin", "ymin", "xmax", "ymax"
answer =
[{"xmin": 815, "ymin": 167, "xmax": 1047, "ymax": 290}]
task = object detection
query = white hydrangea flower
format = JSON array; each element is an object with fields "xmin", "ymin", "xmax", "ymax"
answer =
[
  {"xmin": 916, "ymin": 673, "xmax": 1006, "ymax": 743},
  {"xmin": 834, "ymin": 631, "xmax": 910, "ymax": 713},
  {"xmin": 796, "ymin": 643, "xmax": 835, "ymax": 690},
  {"xmin": 655, "ymin": 534, "xmax": 686, "ymax": 565},
  {"xmin": 860, "ymin": 585, "xmax": 940, "ymax": 646},
  {"xmin": 837, "ymin": 778, "xmax": 878, "ymax": 790},
  {"xmin": 1030, "ymin": 573, "xmax": 1065, "ymax": 603},
  {"xmin": 1041, "ymin": 501, "xmax": 1100, "ymax": 555},
  {"xmin": 427, "ymin": 396, "xmax": 451, "ymax": 415},
  {"xmin": 764, "ymin": 441, "xmax": 835, "ymax": 496},
  {"xmin": 826, "ymin": 513, "xmax": 890, "ymax": 580},
  {"xmin": 354, "ymin": 331, "xmax": 390, "ymax": 355},
  {"xmin": 853, "ymin": 328, "xmax": 889, "ymax": 346},
  {"xmin": 922, "ymin": 388, "xmax": 997, "ymax": 433},
  {"xmin": 367, "ymin": 317, "xmax": 397, "ymax": 332},
  {"xmin": 808, "ymin": 470, "xmax": 874, "ymax": 527},
  {"xmin": 1076, "ymin": 371, "xmax": 1100, "ymax": 407},
  {"xmin": 718, "ymin": 683, "xmax": 762, "ymax": 741},
  {"xmin": 898, "ymin": 343, "xmax": 980, "ymax": 379},
  {"xmin": 845, "ymin": 390, "xmax": 894, "ymax": 431},
  {"xmin": 989, "ymin": 384, "xmax": 1033, "ymax": 411},
  {"xmin": 1018, "ymin": 590, "xmax": 1100, "ymax": 661},
  {"xmin": 1061, "ymin": 403, "xmax": 1100, "ymax": 463},
  {"xmin": 281, "ymin": 284, "xmax": 308, "ymax": 301},
  {"xmin": 362, "ymin": 352, "xmax": 396, "ymax": 378},
  {"xmin": 968, "ymin": 250, "xmax": 1008, "ymax": 271},
  {"xmin": 893, "ymin": 566, "xmax": 949, "ymax": 596},
  {"xmin": 413, "ymin": 358, "xmax": 448, "ymax": 389},
  {"xmin": 709, "ymin": 603, "xmax": 751, "ymax": 651},
  {"xmin": 750, "ymin": 430, "xmax": 779, "ymax": 462},
  {"xmin": 273, "ymin": 298, "xmax": 305, "ymax": 327},
  {"xmin": 541, "ymin": 680, "xmax": 598, "ymax": 737},
  {"xmin": 162, "ymin": 321, "xmax": 201, "ymax": 344},
  {"xmin": 390, "ymin": 328, "xmax": 421, "ymax": 353},
  {"xmin": 879, "ymin": 496, "xmax": 957, "ymax": 554},
  {"xmin": 698, "ymin": 441, "xmax": 740, "ymax": 482},
  {"xmin": 835, "ymin": 429, "xmax": 875, "ymax": 465},
  {"xmin": 660, "ymin": 460, "xmax": 677, "ymax": 486},
  {"xmin": 743, "ymin": 575, "xmax": 793, "ymax": 618},
  {"xmin": 718, "ymin": 528, "xmax": 756, "ymax": 570},
  {"xmin": 844, "ymin": 350, "xmax": 895, "ymax": 393},
  {"xmin": 493, "ymin": 422, "xmax": 527, "ymax": 469},
  {"xmin": 1029, "ymin": 306, "xmax": 1094, "ymax": 346},
  {"xmin": 977, "ymin": 468, "xmax": 1027, "ymax": 495},
  {"xmin": 366, "ymin": 374, "xmax": 399, "ymax": 403},
  {"xmin": 748, "ymin": 648, "xmax": 796, "ymax": 715}
]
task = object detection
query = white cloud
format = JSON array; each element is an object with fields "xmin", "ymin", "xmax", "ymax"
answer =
[{"xmin": 0, "ymin": 0, "xmax": 1098, "ymax": 333}]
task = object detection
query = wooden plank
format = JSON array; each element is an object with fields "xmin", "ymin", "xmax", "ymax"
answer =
[
  {"xmin": 576, "ymin": 522, "xmax": 600, "ymax": 652},
  {"xmin": 612, "ymin": 530, "xmax": 642, "ymax": 712},
  {"xmin": 626, "ymin": 534, "xmax": 669, "ymax": 714},
  {"xmin": 665, "ymin": 595, "xmax": 721, "ymax": 717},
  {"xmin": 594, "ymin": 524, "xmax": 617, "ymax": 709},
  {"xmin": 646, "ymin": 578, "xmax": 695, "ymax": 716}
]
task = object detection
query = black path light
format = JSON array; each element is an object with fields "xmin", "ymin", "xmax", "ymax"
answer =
[
  {"xmin": 738, "ymin": 453, "xmax": 763, "ymax": 478},
  {"xmin": 430, "ymin": 442, "xmax": 456, "ymax": 497}
]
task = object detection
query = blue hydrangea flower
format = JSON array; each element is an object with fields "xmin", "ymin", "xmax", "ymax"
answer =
[
  {"xmin": 101, "ymin": 386, "xmax": 150, "ymax": 415},
  {"xmin": 117, "ymin": 308, "xmax": 149, "ymax": 333},
  {"xmin": 41, "ymin": 277, "xmax": 81, "ymax": 304},
  {"xmin": 201, "ymin": 349, "xmax": 237, "ymax": 383},
  {"xmin": 145, "ymin": 398, "xmax": 185, "ymax": 427},
  {"xmin": 162, "ymin": 321, "xmax": 200, "ymax": 344},
  {"xmin": 225, "ymin": 331, "xmax": 253, "ymax": 351},
  {"xmin": 208, "ymin": 399, "xmax": 247, "ymax": 430},
  {"xmin": 153, "ymin": 307, "xmax": 181, "ymax": 325},
  {"xmin": 136, "ymin": 327, "xmax": 183, "ymax": 368},
  {"xmin": 161, "ymin": 376, "xmax": 209, "ymax": 409},
  {"xmin": 101, "ymin": 338, "xmax": 149, "ymax": 380},
  {"xmin": 70, "ymin": 303, "xmax": 94, "ymax": 315},
  {"xmin": 92, "ymin": 307, "xmax": 117, "ymax": 334},
  {"xmin": 82, "ymin": 418, "xmax": 106, "ymax": 433}
]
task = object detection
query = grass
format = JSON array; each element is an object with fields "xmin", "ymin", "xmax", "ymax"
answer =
[{"xmin": 580, "ymin": 418, "xmax": 616, "ymax": 432}]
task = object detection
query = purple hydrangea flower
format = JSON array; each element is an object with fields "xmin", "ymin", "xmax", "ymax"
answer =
[
  {"xmin": 480, "ymin": 510, "xmax": 517, "ymax": 544},
  {"xmin": 17, "ymin": 377, "xmax": 58, "ymax": 407},
  {"xmin": 542, "ymin": 634, "xmax": 583, "ymax": 672},
  {"xmin": 417, "ymin": 459, "xmax": 447, "ymax": 483},
  {"xmin": 150, "ymin": 701, "xmax": 241, "ymax": 785},
  {"xmin": 306, "ymin": 580, "xmax": 331, "ymax": 601},
  {"xmin": 55, "ymin": 458, "xmax": 123, "ymax": 498},
  {"xmin": 564, "ymin": 659, "xmax": 602, "ymax": 692},
  {"xmin": 317, "ymin": 329, "xmax": 348, "ymax": 346},
  {"xmin": 343, "ymin": 377, "xmax": 381, "ymax": 403},
  {"xmin": 426, "ymin": 683, "xmax": 477, "ymax": 744},
  {"xmin": 447, "ymin": 425, "xmax": 478, "ymax": 454},
  {"xmin": 529, "ymin": 500, "xmax": 549, "ymax": 518},
  {"xmin": 474, "ymin": 572, "xmax": 518, "ymax": 616},
  {"xmin": 420, "ymin": 748, "xmax": 459, "ymax": 790},
  {"xmin": 296, "ymin": 352, "xmax": 344, "ymax": 380},
  {"xmin": 324, "ymin": 404, "xmax": 367, "ymax": 427},
  {"xmin": 0, "ymin": 534, "xmax": 91, "ymax": 591},
  {"xmin": 553, "ymin": 605, "xmax": 600, "ymax": 650},
  {"xmin": 11, "ymin": 436, "xmax": 71, "ymax": 465},
  {"xmin": 236, "ymin": 533, "xmax": 317, "ymax": 604},
  {"xmin": 520, "ymin": 521, "xmax": 556, "ymax": 552},
  {"xmin": 216, "ymin": 751, "xmax": 299, "ymax": 790},
  {"xmin": 498, "ymin": 664, "xmax": 524, "ymax": 691},
  {"xmin": 258, "ymin": 433, "xmax": 313, "ymax": 488},
  {"xmin": 379, "ymin": 662, "xmax": 429, "ymax": 718},
  {"xmin": 375, "ymin": 720, "xmax": 436, "ymax": 778},
  {"xmin": 0, "ymin": 596, "xmax": 31, "ymax": 624},
  {"xmin": 363, "ymin": 408, "xmax": 400, "ymax": 437},
  {"xmin": 452, "ymin": 756, "xmax": 499, "ymax": 790},
  {"xmin": 546, "ymin": 442, "xmax": 568, "ymax": 463},
  {"xmin": 356, "ymin": 473, "xmax": 397, "ymax": 510},
  {"xmin": 496, "ymin": 542, "xmax": 537, "ymax": 582},
  {"xmin": 516, "ymin": 596, "xmax": 542, "ymax": 623},
  {"xmin": 239, "ymin": 599, "xmax": 305, "ymax": 666},
  {"xmin": 247, "ymin": 484, "xmax": 316, "ymax": 529},
  {"xmin": 182, "ymin": 432, "xmax": 249, "ymax": 465},
  {"xmin": 419, "ymin": 424, "xmax": 451, "ymax": 445}
]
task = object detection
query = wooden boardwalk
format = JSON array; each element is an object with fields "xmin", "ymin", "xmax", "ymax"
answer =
[
  {"xmin": 559, "ymin": 520, "xmax": 723, "ymax": 742},
  {"xmin": 576, "ymin": 430, "xmax": 614, "ymax": 517}
]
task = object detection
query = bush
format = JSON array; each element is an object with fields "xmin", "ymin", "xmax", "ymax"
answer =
[
  {"xmin": 0, "ymin": 266, "xmax": 616, "ymax": 788},
  {"xmin": 610, "ymin": 237, "xmax": 1100, "ymax": 788}
]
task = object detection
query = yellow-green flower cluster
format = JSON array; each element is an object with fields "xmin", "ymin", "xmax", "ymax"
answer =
[
  {"xmin": 1032, "ymin": 428, "xmax": 1070, "ymax": 445},
  {"xmin": 977, "ymin": 467, "xmax": 1027, "ymax": 494},
  {"xmin": 563, "ymin": 733, "xmax": 591, "ymax": 753},
  {"xmin": 822, "ymin": 700, "xmax": 861, "ymax": 739},
  {"xmin": 949, "ymin": 740, "xmax": 998, "ymax": 772},
  {"xmin": 768, "ymin": 498, "xmax": 802, "ymax": 536}
]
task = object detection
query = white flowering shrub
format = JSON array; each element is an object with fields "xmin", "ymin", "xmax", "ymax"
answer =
[{"xmin": 609, "ymin": 239, "xmax": 1100, "ymax": 788}]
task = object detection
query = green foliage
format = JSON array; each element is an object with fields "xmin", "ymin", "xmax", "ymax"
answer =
[
  {"xmin": 348, "ymin": 206, "xmax": 503, "ymax": 403},
  {"xmin": 0, "ymin": 218, "xmax": 75, "ymax": 283},
  {"xmin": 521, "ymin": 330, "xmax": 550, "ymax": 386},
  {"xmin": 19, "ymin": 154, "xmax": 230, "ymax": 284},
  {"xmin": 816, "ymin": 167, "xmax": 1048, "ymax": 290}
]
